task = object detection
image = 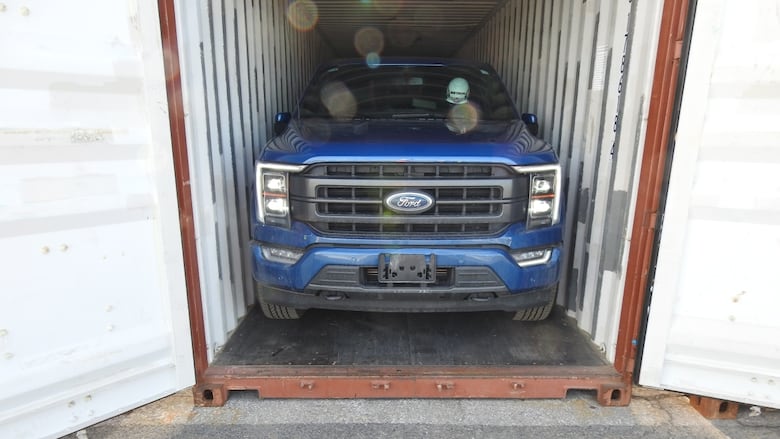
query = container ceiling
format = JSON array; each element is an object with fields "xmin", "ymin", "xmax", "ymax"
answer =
[{"xmin": 307, "ymin": 0, "xmax": 506, "ymax": 58}]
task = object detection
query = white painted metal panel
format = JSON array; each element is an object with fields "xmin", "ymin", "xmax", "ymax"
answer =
[
  {"xmin": 0, "ymin": 1, "xmax": 194, "ymax": 437},
  {"xmin": 174, "ymin": 0, "xmax": 326, "ymax": 359},
  {"xmin": 459, "ymin": 0, "xmax": 665, "ymax": 361},
  {"xmin": 640, "ymin": 0, "xmax": 780, "ymax": 409}
]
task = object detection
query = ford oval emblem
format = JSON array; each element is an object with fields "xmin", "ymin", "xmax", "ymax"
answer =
[{"xmin": 384, "ymin": 191, "xmax": 434, "ymax": 214}]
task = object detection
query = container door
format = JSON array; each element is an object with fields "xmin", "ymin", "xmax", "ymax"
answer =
[
  {"xmin": 640, "ymin": 0, "xmax": 780, "ymax": 409},
  {"xmin": 0, "ymin": 2, "xmax": 194, "ymax": 438}
]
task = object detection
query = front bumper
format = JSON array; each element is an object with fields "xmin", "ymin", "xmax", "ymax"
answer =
[{"xmin": 251, "ymin": 243, "xmax": 561, "ymax": 313}]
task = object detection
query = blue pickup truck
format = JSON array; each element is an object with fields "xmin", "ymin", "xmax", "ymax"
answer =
[{"xmin": 251, "ymin": 58, "xmax": 563, "ymax": 321}]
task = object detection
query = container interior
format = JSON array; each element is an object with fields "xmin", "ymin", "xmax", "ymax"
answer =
[
  {"xmin": 213, "ymin": 308, "xmax": 608, "ymax": 367},
  {"xmin": 173, "ymin": 0, "xmax": 666, "ymax": 371}
]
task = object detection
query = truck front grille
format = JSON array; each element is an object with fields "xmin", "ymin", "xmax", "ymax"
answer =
[
  {"xmin": 290, "ymin": 163, "xmax": 528, "ymax": 237},
  {"xmin": 314, "ymin": 163, "xmax": 496, "ymax": 178}
]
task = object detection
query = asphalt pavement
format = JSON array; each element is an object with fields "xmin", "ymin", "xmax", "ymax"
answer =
[{"xmin": 64, "ymin": 386, "xmax": 780, "ymax": 439}]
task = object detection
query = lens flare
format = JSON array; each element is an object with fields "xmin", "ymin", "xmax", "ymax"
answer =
[
  {"xmin": 320, "ymin": 81, "xmax": 357, "ymax": 120},
  {"xmin": 287, "ymin": 0, "xmax": 318, "ymax": 31},
  {"xmin": 366, "ymin": 52, "xmax": 381, "ymax": 68},
  {"xmin": 446, "ymin": 102, "xmax": 480, "ymax": 134},
  {"xmin": 354, "ymin": 26, "xmax": 385, "ymax": 57}
]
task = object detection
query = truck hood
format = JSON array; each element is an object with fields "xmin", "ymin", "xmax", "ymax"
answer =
[{"xmin": 260, "ymin": 118, "xmax": 559, "ymax": 166}]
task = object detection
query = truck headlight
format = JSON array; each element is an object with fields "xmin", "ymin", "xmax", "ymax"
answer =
[
  {"xmin": 528, "ymin": 198, "xmax": 553, "ymax": 216},
  {"xmin": 531, "ymin": 176, "xmax": 553, "ymax": 195},
  {"xmin": 513, "ymin": 164, "xmax": 561, "ymax": 230},
  {"xmin": 255, "ymin": 162, "xmax": 305, "ymax": 227}
]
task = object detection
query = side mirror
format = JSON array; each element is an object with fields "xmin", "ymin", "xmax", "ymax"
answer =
[
  {"xmin": 521, "ymin": 113, "xmax": 539, "ymax": 137},
  {"xmin": 273, "ymin": 112, "xmax": 292, "ymax": 136}
]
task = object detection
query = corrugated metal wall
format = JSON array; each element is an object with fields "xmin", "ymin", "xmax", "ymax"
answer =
[
  {"xmin": 175, "ymin": 0, "xmax": 328, "ymax": 358},
  {"xmin": 459, "ymin": 0, "xmax": 665, "ymax": 358}
]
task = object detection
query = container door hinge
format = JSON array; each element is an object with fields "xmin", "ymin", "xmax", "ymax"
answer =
[
  {"xmin": 674, "ymin": 39, "xmax": 684, "ymax": 60},
  {"xmin": 646, "ymin": 211, "xmax": 658, "ymax": 230}
]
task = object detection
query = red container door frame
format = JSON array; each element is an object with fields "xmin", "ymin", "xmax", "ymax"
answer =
[{"xmin": 156, "ymin": 0, "xmax": 691, "ymax": 406}]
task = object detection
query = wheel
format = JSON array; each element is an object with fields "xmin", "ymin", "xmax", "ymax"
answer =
[
  {"xmin": 512, "ymin": 298, "xmax": 554, "ymax": 321},
  {"xmin": 254, "ymin": 283, "xmax": 306, "ymax": 320},
  {"xmin": 259, "ymin": 300, "xmax": 304, "ymax": 319},
  {"xmin": 512, "ymin": 301, "xmax": 553, "ymax": 321}
]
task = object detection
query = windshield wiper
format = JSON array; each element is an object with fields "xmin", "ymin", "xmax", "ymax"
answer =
[{"xmin": 391, "ymin": 112, "xmax": 445, "ymax": 120}]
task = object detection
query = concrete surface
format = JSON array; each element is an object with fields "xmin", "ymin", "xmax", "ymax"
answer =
[{"xmin": 64, "ymin": 387, "xmax": 780, "ymax": 439}]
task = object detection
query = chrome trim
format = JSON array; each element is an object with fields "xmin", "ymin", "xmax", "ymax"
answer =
[{"xmin": 384, "ymin": 191, "xmax": 435, "ymax": 214}]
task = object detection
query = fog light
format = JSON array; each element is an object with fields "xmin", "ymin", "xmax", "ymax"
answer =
[
  {"xmin": 262, "ymin": 246, "xmax": 304, "ymax": 264},
  {"xmin": 513, "ymin": 248, "xmax": 552, "ymax": 267}
]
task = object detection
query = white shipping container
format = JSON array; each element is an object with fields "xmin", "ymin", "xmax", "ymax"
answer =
[{"xmin": 3, "ymin": 1, "xmax": 778, "ymax": 437}]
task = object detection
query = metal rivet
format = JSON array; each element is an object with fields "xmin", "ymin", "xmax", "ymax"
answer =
[
  {"xmin": 0, "ymin": 329, "xmax": 7, "ymax": 337},
  {"xmin": 85, "ymin": 395, "xmax": 93, "ymax": 402},
  {"xmin": 752, "ymin": 377, "xmax": 758, "ymax": 383},
  {"xmin": 0, "ymin": 4, "xmax": 6, "ymax": 13},
  {"xmin": 60, "ymin": 244, "xmax": 69, "ymax": 252},
  {"xmin": 105, "ymin": 305, "xmax": 113, "ymax": 312},
  {"xmin": 41, "ymin": 246, "xmax": 50, "ymax": 254},
  {"xmin": 106, "ymin": 325, "xmax": 114, "ymax": 332},
  {"xmin": 68, "ymin": 400, "xmax": 76, "ymax": 408},
  {"xmin": 3, "ymin": 353, "xmax": 13, "ymax": 360},
  {"xmin": 20, "ymin": 6, "xmax": 29, "ymax": 16},
  {"xmin": 728, "ymin": 315, "xmax": 736, "ymax": 322}
]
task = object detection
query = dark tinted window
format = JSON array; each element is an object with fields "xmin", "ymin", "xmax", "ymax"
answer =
[{"xmin": 298, "ymin": 63, "xmax": 518, "ymax": 121}]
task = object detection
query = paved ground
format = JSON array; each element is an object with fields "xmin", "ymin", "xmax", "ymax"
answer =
[{"xmin": 65, "ymin": 386, "xmax": 780, "ymax": 439}]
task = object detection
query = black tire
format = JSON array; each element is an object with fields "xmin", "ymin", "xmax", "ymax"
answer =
[
  {"xmin": 254, "ymin": 283, "xmax": 305, "ymax": 320},
  {"xmin": 259, "ymin": 300, "xmax": 304, "ymax": 319},
  {"xmin": 512, "ymin": 298, "xmax": 554, "ymax": 321},
  {"xmin": 512, "ymin": 284, "xmax": 558, "ymax": 322}
]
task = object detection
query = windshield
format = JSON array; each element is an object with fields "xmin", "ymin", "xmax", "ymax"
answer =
[{"xmin": 297, "ymin": 63, "xmax": 519, "ymax": 122}]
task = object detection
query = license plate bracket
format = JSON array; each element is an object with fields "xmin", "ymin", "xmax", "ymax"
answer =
[{"xmin": 378, "ymin": 254, "xmax": 436, "ymax": 283}]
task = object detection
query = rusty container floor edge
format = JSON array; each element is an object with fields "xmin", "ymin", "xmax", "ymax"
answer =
[
  {"xmin": 195, "ymin": 364, "xmax": 628, "ymax": 407},
  {"xmin": 192, "ymin": 305, "xmax": 627, "ymax": 407}
]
